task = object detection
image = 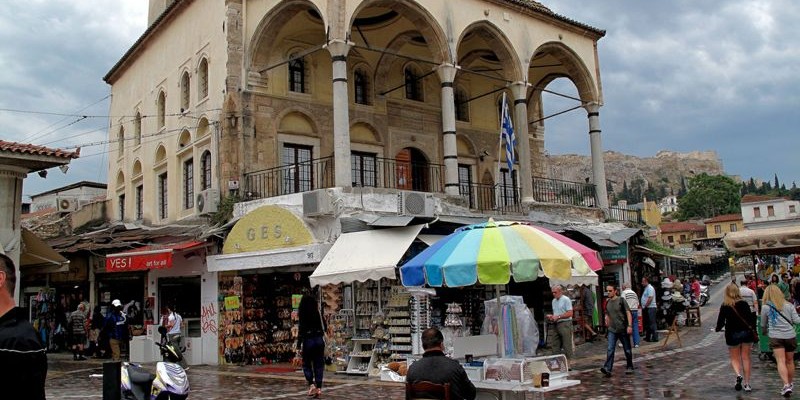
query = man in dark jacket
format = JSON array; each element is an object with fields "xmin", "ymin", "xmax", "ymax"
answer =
[
  {"xmin": 406, "ymin": 327, "xmax": 476, "ymax": 400},
  {"xmin": 0, "ymin": 251, "xmax": 48, "ymax": 400}
]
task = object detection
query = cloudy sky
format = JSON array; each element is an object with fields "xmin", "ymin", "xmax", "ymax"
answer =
[{"xmin": 1, "ymin": 1, "xmax": 798, "ymax": 199}]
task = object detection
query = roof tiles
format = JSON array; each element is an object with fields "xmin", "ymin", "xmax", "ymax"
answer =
[{"xmin": 0, "ymin": 140, "xmax": 80, "ymax": 159}]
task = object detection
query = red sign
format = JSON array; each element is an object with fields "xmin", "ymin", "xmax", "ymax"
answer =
[{"xmin": 105, "ymin": 251, "xmax": 173, "ymax": 272}]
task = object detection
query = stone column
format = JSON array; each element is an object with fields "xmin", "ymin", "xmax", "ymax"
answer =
[
  {"xmin": 510, "ymin": 82, "xmax": 533, "ymax": 202},
  {"xmin": 326, "ymin": 39, "xmax": 353, "ymax": 188},
  {"xmin": 0, "ymin": 166, "xmax": 26, "ymax": 303},
  {"xmin": 586, "ymin": 103, "xmax": 609, "ymax": 209},
  {"xmin": 437, "ymin": 64, "xmax": 459, "ymax": 196}
]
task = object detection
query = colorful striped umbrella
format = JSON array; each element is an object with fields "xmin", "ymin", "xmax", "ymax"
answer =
[{"xmin": 400, "ymin": 219, "xmax": 602, "ymax": 287}]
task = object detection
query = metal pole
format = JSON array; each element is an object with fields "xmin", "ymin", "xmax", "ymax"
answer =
[
  {"xmin": 102, "ymin": 361, "xmax": 121, "ymax": 400},
  {"xmin": 495, "ymin": 285, "xmax": 505, "ymax": 357}
]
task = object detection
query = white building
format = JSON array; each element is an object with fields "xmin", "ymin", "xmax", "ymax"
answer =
[
  {"xmin": 659, "ymin": 195, "xmax": 678, "ymax": 214},
  {"xmin": 28, "ymin": 181, "xmax": 107, "ymax": 213},
  {"xmin": 741, "ymin": 194, "xmax": 800, "ymax": 230}
]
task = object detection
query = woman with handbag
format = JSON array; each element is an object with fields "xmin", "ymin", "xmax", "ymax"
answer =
[
  {"xmin": 762, "ymin": 284, "xmax": 800, "ymax": 397},
  {"xmin": 297, "ymin": 294, "xmax": 326, "ymax": 398},
  {"xmin": 715, "ymin": 283, "xmax": 756, "ymax": 393}
]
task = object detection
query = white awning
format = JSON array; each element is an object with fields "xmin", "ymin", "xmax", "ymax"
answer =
[
  {"xmin": 309, "ymin": 225, "xmax": 424, "ymax": 287},
  {"xmin": 548, "ymin": 269, "xmax": 599, "ymax": 288},
  {"xmin": 417, "ymin": 234, "xmax": 445, "ymax": 246}
]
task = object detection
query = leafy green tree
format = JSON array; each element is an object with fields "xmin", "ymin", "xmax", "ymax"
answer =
[{"xmin": 676, "ymin": 173, "xmax": 741, "ymax": 220}]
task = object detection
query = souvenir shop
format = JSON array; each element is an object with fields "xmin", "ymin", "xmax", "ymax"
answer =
[{"xmin": 207, "ymin": 205, "xmax": 330, "ymax": 365}]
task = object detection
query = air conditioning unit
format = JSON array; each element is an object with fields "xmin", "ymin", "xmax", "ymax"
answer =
[
  {"xmin": 398, "ymin": 191, "xmax": 435, "ymax": 217},
  {"xmin": 196, "ymin": 189, "xmax": 220, "ymax": 215},
  {"xmin": 56, "ymin": 196, "xmax": 79, "ymax": 212},
  {"xmin": 303, "ymin": 190, "xmax": 333, "ymax": 217}
]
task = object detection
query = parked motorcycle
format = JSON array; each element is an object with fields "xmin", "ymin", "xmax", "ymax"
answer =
[
  {"xmin": 121, "ymin": 327, "xmax": 189, "ymax": 400},
  {"xmin": 699, "ymin": 284, "xmax": 709, "ymax": 306}
]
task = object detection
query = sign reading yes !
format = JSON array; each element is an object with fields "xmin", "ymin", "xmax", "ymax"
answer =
[{"xmin": 105, "ymin": 251, "xmax": 172, "ymax": 272}]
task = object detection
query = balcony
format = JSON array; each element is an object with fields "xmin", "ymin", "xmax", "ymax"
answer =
[
  {"xmin": 607, "ymin": 205, "xmax": 644, "ymax": 224},
  {"xmin": 244, "ymin": 156, "xmax": 335, "ymax": 199},
  {"xmin": 458, "ymin": 183, "xmax": 523, "ymax": 214},
  {"xmin": 532, "ymin": 176, "xmax": 597, "ymax": 207}
]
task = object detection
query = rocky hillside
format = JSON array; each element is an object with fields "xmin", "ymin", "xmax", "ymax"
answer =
[{"xmin": 545, "ymin": 150, "xmax": 727, "ymax": 196}]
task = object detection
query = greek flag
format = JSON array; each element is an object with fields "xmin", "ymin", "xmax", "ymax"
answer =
[{"xmin": 500, "ymin": 93, "xmax": 516, "ymax": 171}]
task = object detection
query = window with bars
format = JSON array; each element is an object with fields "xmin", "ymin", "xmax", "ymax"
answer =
[
  {"xmin": 288, "ymin": 55, "xmax": 306, "ymax": 93},
  {"xmin": 455, "ymin": 87, "xmax": 470, "ymax": 122},
  {"xmin": 135, "ymin": 185, "xmax": 143, "ymax": 220},
  {"xmin": 404, "ymin": 65, "xmax": 423, "ymax": 101},
  {"xmin": 354, "ymin": 69, "xmax": 370, "ymax": 105},
  {"xmin": 499, "ymin": 169, "xmax": 519, "ymax": 206},
  {"xmin": 183, "ymin": 158, "xmax": 194, "ymax": 209},
  {"xmin": 118, "ymin": 194, "xmax": 125, "ymax": 221},
  {"xmin": 198, "ymin": 58, "xmax": 208, "ymax": 100},
  {"xmin": 180, "ymin": 71, "xmax": 190, "ymax": 111},
  {"xmin": 458, "ymin": 164, "xmax": 473, "ymax": 207},
  {"xmin": 201, "ymin": 150, "xmax": 212, "ymax": 190},
  {"xmin": 351, "ymin": 152, "xmax": 377, "ymax": 187},
  {"xmin": 282, "ymin": 144, "xmax": 313, "ymax": 194},
  {"xmin": 158, "ymin": 172, "xmax": 168, "ymax": 219}
]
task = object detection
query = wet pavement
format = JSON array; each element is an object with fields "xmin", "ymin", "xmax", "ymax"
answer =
[{"xmin": 46, "ymin": 275, "xmax": 799, "ymax": 399}]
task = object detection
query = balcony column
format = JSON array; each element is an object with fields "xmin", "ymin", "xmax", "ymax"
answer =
[
  {"xmin": 326, "ymin": 39, "xmax": 353, "ymax": 188},
  {"xmin": 0, "ymin": 166, "xmax": 25, "ymax": 302},
  {"xmin": 436, "ymin": 64, "xmax": 460, "ymax": 196},
  {"xmin": 586, "ymin": 102, "xmax": 609, "ymax": 209},
  {"xmin": 510, "ymin": 82, "xmax": 533, "ymax": 202}
]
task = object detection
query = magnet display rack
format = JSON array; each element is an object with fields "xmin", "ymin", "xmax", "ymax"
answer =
[{"xmin": 386, "ymin": 286, "xmax": 412, "ymax": 360}]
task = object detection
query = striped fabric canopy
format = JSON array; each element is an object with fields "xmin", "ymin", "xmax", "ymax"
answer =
[{"xmin": 400, "ymin": 219, "xmax": 602, "ymax": 287}]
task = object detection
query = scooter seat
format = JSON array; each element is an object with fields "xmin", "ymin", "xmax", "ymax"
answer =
[{"xmin": 127, "ymin": 364, "xmax": 155, "ymax": 384}]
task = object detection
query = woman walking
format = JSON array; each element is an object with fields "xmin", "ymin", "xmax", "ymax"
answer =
[
  {"xmin": 715, "ymin": 283, "xmax": 756, "ymax": 392},
  {"xmin": 762, "ymin": 284, "xmax": 800, "ymax": 397},
  {"xmin": 297, "ymin": 294, "xmax": 325, "ymax": 398}
]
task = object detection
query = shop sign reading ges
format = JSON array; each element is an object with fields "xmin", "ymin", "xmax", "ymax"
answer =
[
  {"xmin": 105, "ymin": 251, "xmax": 173, "ymax": 272},
  {"xmin": 245, "ymin": 224, "xmax": 285, "ymax": 242}
]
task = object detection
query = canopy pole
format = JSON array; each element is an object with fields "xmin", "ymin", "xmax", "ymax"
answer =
[{"xmin": 495, "ymin": 285, "xmax": 505, "ymax": 357}]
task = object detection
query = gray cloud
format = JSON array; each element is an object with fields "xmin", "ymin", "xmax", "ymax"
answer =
[{"xmin": 2, "ymin": 1, "xmax": 798, "ymax": 198}]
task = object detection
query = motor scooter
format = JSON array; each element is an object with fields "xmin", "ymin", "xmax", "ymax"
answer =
[
  {"xmin": 699, "ymin": 284, "xmax": 709, "ymax": 306},
  {"xmin": 121, "ymin": 326, "xmax": 190, "ymax": 400}
]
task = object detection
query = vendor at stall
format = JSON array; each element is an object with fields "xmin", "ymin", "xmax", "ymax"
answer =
[{"xmin": 406, "ymin": 327, "xmax": 476, "ymax": 400}]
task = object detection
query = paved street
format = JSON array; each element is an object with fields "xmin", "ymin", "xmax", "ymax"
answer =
[{"xmin": 46, "ymin": 278, "xmax": 798, "ymax": 399}]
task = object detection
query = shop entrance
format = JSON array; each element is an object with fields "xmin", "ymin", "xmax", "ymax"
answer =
[
  {"xmin": 158, "ymin": 276, "xmax": 201, "ymax": 337},
  {"xmin": 97, "ymin": 272, "xmax": 145, "ymax": 325}
]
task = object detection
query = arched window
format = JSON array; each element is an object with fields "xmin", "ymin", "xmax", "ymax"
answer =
[
  {"xmin": 201, "ymin": 150, "xmax": 212, "ymax": 190},
  {"xmin": 118, "ymin": 126, "xmax": 125, "ymax": 154},
  {"xmin": 288, "ymin": 54, "xmax": 305, "ymax": 93},
  {"xmin": 404, "ymin": 65, "xmax": 423, "ymax": 101},
  {"xmin": 198, "ymin": 58, "xmax": 208, "ymax": 100},
  {"xmin": 180, "ymin": 71, "xmax": 190, "ymax": 112},
  {"xmin": 134, "ymin": 111, "xmax": 142, "ymax": 146},
  {"xmin": 157, "ymin": 91, "xmax": 166, "ymax": 130},
  {"xmin": 354, "ymin": 69, "xmax": 370, "ymax": 105},
  {"xmin": 455, "ymin": 87, "xmax": 470, "ymax": 122}
]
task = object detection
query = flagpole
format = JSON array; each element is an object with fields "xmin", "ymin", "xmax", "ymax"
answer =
[{"xmin": 495, "ymin": 92, "xmax": 506, "ymax": 209}]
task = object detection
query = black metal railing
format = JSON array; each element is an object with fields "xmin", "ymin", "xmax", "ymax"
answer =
[
  {"xmin": 532, "ymin": 176, "xmax": 597, "ymax": 207},
  {"xmin": 244, "ymin": 156, "xmax": 334, "ymax": 200},
  {"xmin": 459, "ymin": 182, "xmax": 522, "ymax": 214},
  {"xmin": 354, "ymin": 157, "xmax": 444, "ymax": 193},
  {"xmin": 607, "ymin": 206, "xmax": 644, "ymax": 224}
]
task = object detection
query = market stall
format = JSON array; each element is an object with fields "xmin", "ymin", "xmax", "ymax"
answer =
[{"xmin": 398, "ymin": 220, "xmax": 600, "ymax": 396}]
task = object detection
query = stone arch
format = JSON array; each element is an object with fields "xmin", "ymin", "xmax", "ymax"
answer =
[
  {"xmin": 349, "ymin": 0, "xmax": 450, "ymax": 65},
  {"xmin": 456, "ymin": 20, "xmax": 524, "ymax": 81},
  {"xmin": 116, "ymin": 170, "xmax": 125, "ymax": 188},
  {"xmin": 277, "ymin": 109, "xmax": 318, "ymax": 136},
  {"xmin": 373, "ymin": 30, "xmax": 442, "ymax": 95},
  {"xmin": 154, "ymin": 144, "xmax": 167, "ymax": 163},
  {"xmin": 455, "ymin": 134, "xmax": 477, "ymax": 158},
  {"xmin": 196, "ymin": 116, "xmax": 210, "ymax": 138},
  {"xmin": 350, "ymin": 121, "xmax": 382, "ymax": 144},
  {"xmin": 528, "ymin": 41, "xmax": 599, "ymax": 104},
  {"xmin": 177, "ymin": 129, "xmax": 192, "ymax": 148},
  {"xmin": 248, "ymin": 0, "xmax": 327, "ymax": 71},
  {"xmin": 132, "ymin": 159, "xmax": 143, "ymax": 177}
]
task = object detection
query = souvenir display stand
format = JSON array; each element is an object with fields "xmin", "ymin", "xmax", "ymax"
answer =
[
  {"xmin": 472, "ymin": 354, "xmax": 579, "ymax": 400},
  {"xmin": 346, "ymin": 338, "xmax": 376, "ymax": 375},
  {"xmin": 387, "ymin": 286, "xmax": 413, "ymax": 361}
]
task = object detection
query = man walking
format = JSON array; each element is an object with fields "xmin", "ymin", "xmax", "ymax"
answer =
[
  {"xmin": 641, "ymin": 277, "xmax": 658, "ymax": 342},
  {"xmin": 621, "ymin": 283, "xmax": 641, "ymax": 347},
  {"xmin": 600, "ymin": 284, "xmax": 634, "ymax": 376},
  {"xmin": 0, "ymin": 250, "xmax": 47, "ymax": 400},
  {"xmin": 68, "ymin": 303, "xmax": 88, "ymax": 360},
  {"xmin": 105, "ymin": 299, "xmax": 128, "ymax": 361},
  {"xmin": 547, "ymin": 285, "xmax": 574, "ymax": 363}
]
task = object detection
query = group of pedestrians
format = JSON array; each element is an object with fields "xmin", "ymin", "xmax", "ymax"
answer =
[{"xmin": 716, "ymin": 276, "xmax": 800, "ymax": 397}]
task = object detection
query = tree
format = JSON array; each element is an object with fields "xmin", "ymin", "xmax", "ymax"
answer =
[
  {"xmin": 678, "ymin": 176, "xmax": 688, "ymax": 197},
  {"xmin": 774, "ymin": 173, "xmax": 780, "ymax": 190},
  {"xmin": 676, "ymin": 173, "xmax": 741, "ymax": 220}
]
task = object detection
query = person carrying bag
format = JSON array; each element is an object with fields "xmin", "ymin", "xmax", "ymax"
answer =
[
  {"xmin": 297, "ymin": 295, "xmax": 326, "ymax": 398},
  {"xmin": 761, "ymin": 284, "xmax": 800, "ymax": 397},
  {"xmin": 715, "ymin": 283, "xmax": 756, "ymax": 393}
]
